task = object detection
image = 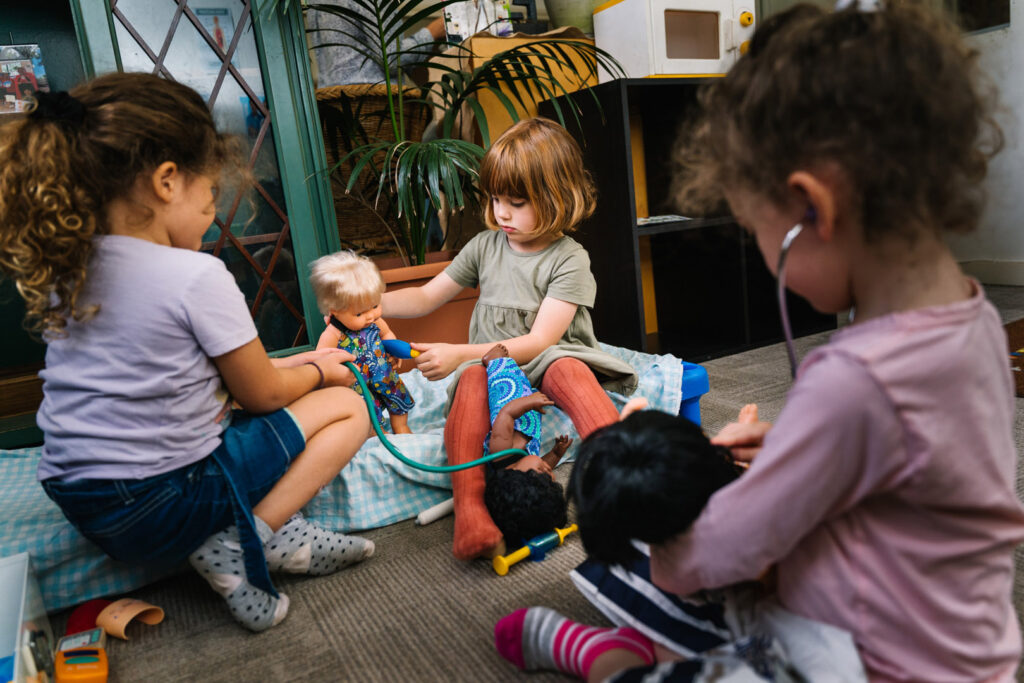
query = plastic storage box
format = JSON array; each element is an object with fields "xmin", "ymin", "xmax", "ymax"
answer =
[
  {"xmin": 0, "ymin": 552, "xmax": 54, "ymax": 683},
  {"xmin": 679, "ymin": 361, "xmax": 709, "ymax": 425}
]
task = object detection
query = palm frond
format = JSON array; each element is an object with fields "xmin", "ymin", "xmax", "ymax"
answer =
[{"xmin": 435, "ymin": 39, "xmax": 626, "ymax": 142}]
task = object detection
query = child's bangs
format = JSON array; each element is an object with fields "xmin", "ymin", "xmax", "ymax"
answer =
[{"xmin": 481, "ymin": 147, "xmax": 530, "ymax": 200}]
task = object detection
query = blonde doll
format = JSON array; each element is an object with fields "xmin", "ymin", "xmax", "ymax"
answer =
[{"xmin": 311, "ymin": 251, "xmax": 415, "ymax": 434}]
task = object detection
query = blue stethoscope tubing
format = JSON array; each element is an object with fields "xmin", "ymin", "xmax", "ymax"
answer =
[{"xmin": 343, "ymin": 361, "xmax": 528, "ymax": 473}]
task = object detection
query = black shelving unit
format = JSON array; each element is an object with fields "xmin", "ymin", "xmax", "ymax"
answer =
[{"xmin": 539, "ymin": 78, "xmax": 834, "ymax": 361}]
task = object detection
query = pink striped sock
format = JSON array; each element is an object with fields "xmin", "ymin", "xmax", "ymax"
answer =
[
  {"xmin": 495, "ymin": 607, "xmax": 655, "ymax": 678},
  {"xmin": 554, "ymin": 620, "xmax": 656, "ymax": 678}
]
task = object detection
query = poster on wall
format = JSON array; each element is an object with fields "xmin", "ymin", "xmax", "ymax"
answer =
[
  {"xmin": 0, "ymin": 44, "xmax": 50, "ymax": 115},
  {"xmin": 195, "ymin": 7, "xmax": 235, "ymax": 68}
]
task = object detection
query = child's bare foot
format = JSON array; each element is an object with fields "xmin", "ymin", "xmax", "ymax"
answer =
[
  {"xmin": 482, "ymin": 343, "xmax": 510, "ymax": 365},
  {"xmin": 501, "ymin": 391, "xmax": 554, "ymax": 420}
]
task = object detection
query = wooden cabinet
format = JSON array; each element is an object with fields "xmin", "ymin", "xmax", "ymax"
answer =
[{"xmin": 539, "ymin": 78, "xmax": 834, "ymax": 360}]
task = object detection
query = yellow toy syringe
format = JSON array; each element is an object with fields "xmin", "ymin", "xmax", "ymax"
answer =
[{"xmin": 492, "ymin": 524, "xmax": 578, "ymax": 576}]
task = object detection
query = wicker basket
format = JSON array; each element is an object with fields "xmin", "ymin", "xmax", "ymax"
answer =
[{"xmin": 316, "ymin": 84, "xmax": 430, "ymax": 256}]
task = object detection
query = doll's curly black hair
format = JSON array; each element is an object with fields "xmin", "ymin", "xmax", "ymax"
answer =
[
  {"xmin": 569, "ymin": 410, "xmax": 743, "ymax": 566},
  {"xmin": 485, "ymin": 468, "xmax": 568, "ymax": 548}
]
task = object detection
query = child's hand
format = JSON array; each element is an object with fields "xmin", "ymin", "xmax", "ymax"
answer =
[
  {"xmin": 618, "ymin": 397, "xmax": 649, "ymax": 421},
  {"xmin": 317, "ymin": 349, "xmax": 359, "ymax": 387},
  {"xmin": 710, "ymin": 404, "xmax": 771, "ymax": 463},
  {"xmin": 410, "ymin": 342, "xmax": 463, "ymax": 381}
]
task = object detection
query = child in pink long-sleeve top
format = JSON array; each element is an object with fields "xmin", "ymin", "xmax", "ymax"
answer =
[{"xmin": 493, "ymin": 2, "xmax": 1024, "ymax": 681}]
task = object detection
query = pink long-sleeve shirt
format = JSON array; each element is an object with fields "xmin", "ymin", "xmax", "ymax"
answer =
[{"xmin": 654, "ymin": 282, "xmax": 1024, "ymax": 681}]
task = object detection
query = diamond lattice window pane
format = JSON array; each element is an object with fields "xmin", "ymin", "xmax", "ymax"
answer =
[{"xmin": 110, "ymin": 0, "xmax": 308, "ymax": 350}]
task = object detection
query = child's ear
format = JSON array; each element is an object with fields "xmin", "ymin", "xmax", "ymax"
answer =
[
  {"xmin": 787, "ymin": 169, "xmax": 837, "ymax": 243},
  {"xmin": 149, "ymin": 161, "xmax": 180, "ymax": 204}
]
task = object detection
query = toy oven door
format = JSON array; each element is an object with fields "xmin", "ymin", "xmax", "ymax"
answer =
[{"xmin": 650, "ymin": 0, "xmax": 754, "ymax": 76}]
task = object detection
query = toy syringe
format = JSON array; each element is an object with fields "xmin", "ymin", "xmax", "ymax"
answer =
[
  {"xmin": 493, "ymin": 524, "xmax": 578, "ymax": 576},
  {"xmin": 381, "ymin": 339, "xmax": 420, "ymax": 358}
]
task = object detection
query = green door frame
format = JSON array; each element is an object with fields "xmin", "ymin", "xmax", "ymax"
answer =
[
  {"xmin": 69, "ymin": 0, "xmax": 121, "ymax": 76},
  {"xmin": 70, "ymin": 0, "xmax": 340, "ymax": 353},
  {"xmin": 252, "ymin": 0, "xmax": 342, "ymax": 351}
]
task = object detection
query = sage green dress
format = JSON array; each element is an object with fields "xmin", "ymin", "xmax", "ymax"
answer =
[{"xmin": 443, "ymin": 229, "xmax": 638, "ymax": 405}]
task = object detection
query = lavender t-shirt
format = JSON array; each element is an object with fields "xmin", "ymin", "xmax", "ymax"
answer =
[{"xmin": 37, "ymin": 235, "xmax": 258, "ymax": 482}]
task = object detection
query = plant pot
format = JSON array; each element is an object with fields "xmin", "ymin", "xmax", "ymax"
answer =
[{"xmin": 376, "ymin": 251, "xmax": 479, "ymax": 349}]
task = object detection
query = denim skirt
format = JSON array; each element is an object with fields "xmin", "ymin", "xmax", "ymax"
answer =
[{"xmin": 42, "ymin": 409, "xmax": 306, "ymax": 582}]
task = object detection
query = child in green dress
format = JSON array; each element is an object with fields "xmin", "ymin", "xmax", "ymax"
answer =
[{"xmin": 382, "ymin": 117, "xmax": 637, "ymax": 559}]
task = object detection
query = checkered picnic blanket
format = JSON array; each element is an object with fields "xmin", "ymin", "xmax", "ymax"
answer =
[{"xmin": 1, "ymin": 344, "xmax": 686, "ymax": 612}]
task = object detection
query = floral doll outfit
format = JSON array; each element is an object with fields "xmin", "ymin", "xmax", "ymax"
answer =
[{"xmin": 329, "ymin": 315, "xmax": 414, "ymax": 425}]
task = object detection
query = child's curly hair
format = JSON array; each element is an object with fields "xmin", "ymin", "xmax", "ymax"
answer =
[
  {"xmin": 0, "ymin": 72, "xmax": 239, "ymax": 337},
  {"xmin": 570, "ymin": 411, "xmax": 741, "ymax": 566},
  {"xmin": 674, "ymin": 1, "xmax": 1003, "ymax": 243},
  {"xmin": 485, "ymin": 468, "xmax": 568, "ymax": 548},
  {"xmin": 479, "ymin": 117, "xmax": 595, "ymax": 239}
]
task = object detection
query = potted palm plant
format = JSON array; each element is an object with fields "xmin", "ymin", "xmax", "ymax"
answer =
[
  {"xmin": 269, "ymin": 0, "xmax": 624, "ymax": 267},
  {"xmin": 264, "ymin": 0, "xmax": 623, "ymax": 343}
]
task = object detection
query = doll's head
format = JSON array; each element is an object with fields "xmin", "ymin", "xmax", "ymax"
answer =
[
  {"xmin": 479, "ymin": 117, "xmax": 595, "ymax": 240},
  {"xmin": 570, "ymin": 410, "xmax": 742, "ymax": 565},
  {"xmin": 485, "ymin": 467, "xmax": 568, "ymax": 548},
  {"xmin": 309, "ymin": 250, "xmax": 385, "ymax": 330}
]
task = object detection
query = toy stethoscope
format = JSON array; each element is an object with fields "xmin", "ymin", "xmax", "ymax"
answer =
[
  {"xmin": 777, "ymin": 208, "xmax": 855, "ymax": 379},
  {"xmin": 341, "ymin": 339, "xmax": 529, "ymax": 472},
  {"xmin": 352, "ymin": 224, "xmax": 812, "ymax": 466},
  {"xmin": 777, "ymin": 221, "xmax": 805, "ymax": 379}
]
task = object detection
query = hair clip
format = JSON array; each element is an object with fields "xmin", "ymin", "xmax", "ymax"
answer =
[{"xmin": 29, "ymin": 91, "xmax": 86, "ymax": 128}]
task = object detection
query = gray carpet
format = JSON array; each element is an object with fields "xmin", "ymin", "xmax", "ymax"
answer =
[{"xmin": 48, "ymin": 286, "xmax": 1024, "ymax": 682}]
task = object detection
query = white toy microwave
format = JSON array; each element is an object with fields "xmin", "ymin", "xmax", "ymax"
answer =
[{"xmin": 593, "ymin": 0, "xmax": 756, "ymax": 81}]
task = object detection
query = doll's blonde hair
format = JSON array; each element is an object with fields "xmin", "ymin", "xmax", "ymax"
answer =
[
  {"xmin": 309, "ymin": 251, "xmax": 385, "ymax": 314},
  {"xmin": 479, "ymin": 117, "xmax": 595, "ymax": 239}
]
